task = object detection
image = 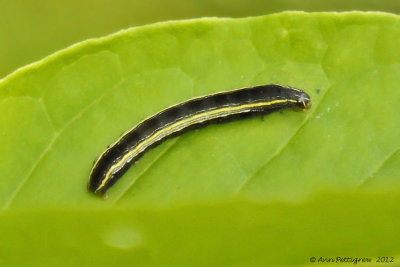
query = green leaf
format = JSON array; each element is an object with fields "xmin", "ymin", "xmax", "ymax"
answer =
[
  {"xmin": 1, "ymin": 12, "xmax": 399, "ymax": 265},
  {"xmin": 3, "ymin": 0, "xmax": 400, "ymax": 79}
]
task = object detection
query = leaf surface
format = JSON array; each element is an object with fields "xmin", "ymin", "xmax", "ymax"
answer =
[{"xmin": 0, "ymin": 12, "xmax": 399, "ymax": 265}]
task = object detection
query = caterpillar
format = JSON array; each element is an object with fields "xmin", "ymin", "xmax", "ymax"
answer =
[{"xmin": 88, "ymin": 84, "xmax": 311, "ymax": 197}]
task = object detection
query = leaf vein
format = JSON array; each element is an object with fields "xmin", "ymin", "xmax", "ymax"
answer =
[
  {"xmin": 356, "ymin": 148, "xmax": 400, "ymax": 189},
  {"xmin": 1, "ymin": 78, "xmax": 126, "ymax": 211}
]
